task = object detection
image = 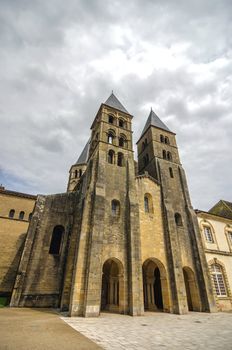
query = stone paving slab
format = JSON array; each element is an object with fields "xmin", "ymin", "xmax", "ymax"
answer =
[{"xmin": 61, "ymin": 311, "xmax": 232, "ymax": 350}]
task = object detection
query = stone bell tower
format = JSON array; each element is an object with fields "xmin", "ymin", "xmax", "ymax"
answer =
[
  {"xmin": 137, "ymin": 109, "xmax": 217, "ymax": 313},
  {"xmin": 68, "ymin": 93, "xmax": 144, "ymax": 317}
]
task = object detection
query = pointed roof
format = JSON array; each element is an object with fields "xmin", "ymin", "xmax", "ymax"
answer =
[
  {"xmin": 142, "ymin": 109, "xmax": 171, "ymax": 136},
  {"xmin": 209, "ymin": 200, "xmax": 232, "ymax": 220},
  {"xmin": 75, "ymin": 139, "xmax": 90, "ymax": 165},
  {"xmin": 104, "ymin": 92, "xmax": 129, "ymax": 114}
]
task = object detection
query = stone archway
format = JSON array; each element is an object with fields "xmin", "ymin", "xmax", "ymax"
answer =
[
  {"xmin": 183, "ymin": 267, "xmax": 201, "ymax": 311},
  {"xmin": 101, "ymin": 258, "xmax": 124, "ymax": 313},
  {"xmin": 143, "ymin": 258, "xmax": 170, "ymax": 312}
]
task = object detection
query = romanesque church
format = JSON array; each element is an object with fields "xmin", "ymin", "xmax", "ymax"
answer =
[{"xmin": 9, "ymin": 93, "xmax": 217, "ymax": 316}]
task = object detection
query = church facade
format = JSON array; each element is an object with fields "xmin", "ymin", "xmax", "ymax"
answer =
[{"xmin": 9, "ymin": 93, "xmax": 217, "ymax": 316}]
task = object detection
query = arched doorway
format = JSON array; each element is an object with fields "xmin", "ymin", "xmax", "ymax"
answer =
[
  {"xmin": 143, "ymin": 259, "xmax": 169, "ymax": 312},
  {"xmin": 101, "ymin": 258, "xmax": 124, "ymax": 313},
  {"xmin": 183, "ymin": 267, "xmax": 201, "ymax": 311}
]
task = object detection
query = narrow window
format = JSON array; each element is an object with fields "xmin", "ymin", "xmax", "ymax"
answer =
[
  {"xmin": 203, "ymin": 226, "xmax": 214, "ymax": 243},
  {"xmin": 119, "ymin": 119, "xmax": 124, "ymax": 128},
  {"xmin": 108, "ymin": 133, "xmax": 114, "ymax": 144},
  {"xmin": 167, "ymin": 152, "xmax": 172, "ymax": 161},
  {"xmin": 28, "ymin": 213, "xmax": 33, "ymax": 221},
  {"xmin": 19, "ymin": 211, "xmax": 25, "ymax": 220},
  {"xmin": 163, "ymin": 150, "xmax": 166, "ymax": 159},
  {"xmin": 142, "ymin": 142, "xmax": 145, "ymax": 150},
  {"xmin": 175, "ymin": 213, "xmax": 183, "ymax": 226},
  {"xmin": 111, "ymin": 200, "xmax": 120, "ymax": 216},
  {"xmin": 108, "ymin": 150, "xmax": 115, "ymax": 164},
  {"xmin": 75, "ymin": 170, "xmax": 78, "ymax": 178},
  {"xmin": 144, "ymin": 193, "xmax": 153, "ymax": 213},
  {"xmin": 146, "ymin": 154, "xmax": 149, "ymax": 164},
  {"xmin": 9, "ymin": 209, "xmax": 15, "ymax": 218},
  {"xmin": 165, "ymin": 136, "xmax": 170, "ymax": 144},
  {"xmin": 79, "ymin": 169, "xmax": 82, "ymax": 178},
  {"xmin": 49, "ymin": 225, "xmax": 64, "ymax": 255},
  {"xmin": 144, "ymin": 196, "xmax": 149, "ymax": 212},
  {"xmin": 169, "ymin": 167, "xmax": 174, "ymax": 178},
  {"xmin": 211, "ymin": 264, "xmax": 227, "ymax": 296},
  {"xmin": 160, "ymin": 135, "xmax": 164, "ymax": 143},
  {"xmin": 117, "ymin": 152, "xmax": 124, "ymax": 167},
  {"xmin": 108, "ymin": 115, "xmax": 114, "ymax": 124}
]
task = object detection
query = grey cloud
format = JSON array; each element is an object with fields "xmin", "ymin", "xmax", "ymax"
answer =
[{"xmin": 0, "ymin": 0, "xmax": 231, "ymax": 210}]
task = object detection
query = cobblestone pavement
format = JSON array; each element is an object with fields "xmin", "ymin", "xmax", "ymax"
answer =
[{"xmin": 61, "ymin": 312, "xmax": 232, "ymax": 350}]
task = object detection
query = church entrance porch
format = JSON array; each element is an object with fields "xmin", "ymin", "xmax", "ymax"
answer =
[
  {"xmin": 101, "ymin": 258, "xmax": 124, "ymax": 314},
  {"xmin": 143, "ymin": 258, "xmax": 169, "ymax": 312}
]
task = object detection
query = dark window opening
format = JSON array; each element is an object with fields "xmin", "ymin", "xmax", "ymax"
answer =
[
  {"xmin": 108, "ymin": 150, "xmax": 115, "ymax": 164},
  {"xmin": 144, "ymin": 196, "xmax": 149, "ymax": 212},
  {"xmin": 119, "ymin": 119, "xmax": 124, "ymax": 128},
  {"xmin": 111, "ymin": 200, "xmax": 120, "ymax": 216},
  {"xmin": 75, "ymin": 170, "xmax": 78, "ymax": 178},
  {"xmin": 169, "ymin": 167, "xmax": 174, "ymax": 178},
  {"xmin": 9, "ymin": 209, "xmax": 15, "ymax": 218},
  {"xmin": 19, "ymin": 211, "xmax": 25, "ymax": 220},
  {"xmin": 175, "ymin": 213, "xmax": 183, "ymax": 226},
  {"xmin": 165, "ymin": 136, "xmax": 170, "ymax": 144},
  {"xmin": 79, "ymin": 169, "xmax": 82, "ymax": 178},
  {"xmin": 167, "ymin": 152, "xmax": 172, "ymax": 161},
  {"xmin": 49, "ymin": 225, "xmax": 64, "ymax": 255},
  {"xmin": 108, "ymin": 115, "xmax": 114, "ymax": 124},
  {"xmin": 117, "ymin": 152, "xmax": 124, "ymax": 167},
  {"xmin": 162, "ymin": 150, "xmax": 166, "ymax": 159},
  {"xmin": 160, "ymin": 135, "xmax": 164, "ymax": 143},
  {"xmin": 28, "ymin": 213, "xmax": 33, "ymax": 221}
]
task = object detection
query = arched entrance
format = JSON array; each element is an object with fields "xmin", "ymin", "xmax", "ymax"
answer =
[
  {"xmin": 143, "ymin": 258, "xmax": 169, "ymax": 312},
  {"xmin": 183, "ymin": 267, "xmax": 201, "ymax": 311},
  {"xmin": 101, "ymin": 258, "xmax": 124, "ymax": 313}
]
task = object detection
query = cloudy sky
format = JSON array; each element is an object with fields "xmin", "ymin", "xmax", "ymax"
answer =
[{"xmin": 0, "ymin": 0, "xmax": 231, "ymax": 210}]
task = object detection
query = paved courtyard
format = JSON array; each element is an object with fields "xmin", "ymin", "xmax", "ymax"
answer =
[{"xmin": 62, "ymin": 311, "xmax": 232, "ymax": 350}]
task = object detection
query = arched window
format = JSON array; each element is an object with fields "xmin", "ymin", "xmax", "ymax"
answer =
[
  {"xmin": 75, "ymin": 170, "xmax": 78, "ymax": 178},
  {"xmin": 175, "ymin": 213, "xmax": 183, "ymax": 226},
  {"xmin": 211, "ymin": 264, "xmax": 227, "ymax": 296},
  {"xmin": 28, "ymin": 213, "xmax": 33, "ymax": 221},
  {"xmin": 107, "ymin": 131, "xmax": 115, "ymax": 144},
  {"xmin": 19, "ymin": 211, "xmax": 25, "ymax": 220},
  {"xmin": 144, "ymin": 193, "xmax": 153, "ymax": 213},
  {"xmin": 167, "ymin": 152, "xmax": 172, "ymax": 161},
  {"xmin": 117, "ymin": 152, "xmax": 124, "ymax": 167},
  {"xmin": 108, "ymin": 150, "xmax": 115, "ymax": 164},
  {"xmin": 111, "ymin": 200, "xmax": 120, "ymax": 216},
  {"xmin": 203, "ymin": 226, "xmax": 214, "ymax": 243},
  {"xmin": 162, "ymin": 150, "xmax": 166, "ymax": 159},
  {"xmin": 169, "ymin": 167, "xmax": 174, "ymax": 178},
  {"xmin": 49, "ymin": 225, "xmax": 64, "ymax": 255},
  {"xmin": 119, "ymin": 118, "xmax": 125, "ymax": 128},
  {"xmin": 79, "ymin": 169, "xmax": 82, "ymax": 178},
  {"xmin": 108, "ymin": 115, "xmax": 114, "ymax": 124},
  {"xmin": 119, "ymin": 135, "xmax": 127, "ymax": 148},
  {"xmin": 160, "ymin": 135, "xmax": 164, "ymax": 143},
  {"xmin": 9, "ymin": 209, "xmax": 15, "ymax": 219},
  {"xmin": 165, "ymin": 136, "xmax": 170, "ymax": 144}
]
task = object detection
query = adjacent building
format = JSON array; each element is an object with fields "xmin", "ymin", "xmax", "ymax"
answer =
[
  {"xmin": 196, "ymin": 200, "xmax": 232, "ymax": 311},
  {"xmin": 0, "ymin": 186, "xmax": 36, "ymax": 305}
]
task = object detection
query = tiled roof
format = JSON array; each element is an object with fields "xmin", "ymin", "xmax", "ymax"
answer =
[
  {"xmin": 104, "ymin": 92, "xmax": 129, "ymax": 114},
  {"xmin": 75, "ymin": 139, "xmax": 90, "ymax": 165}
]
